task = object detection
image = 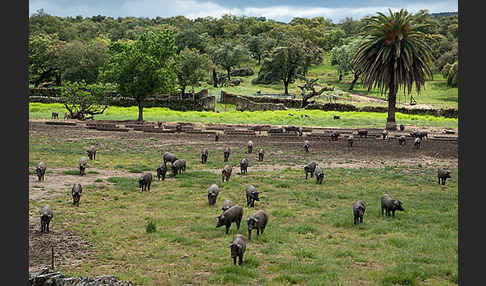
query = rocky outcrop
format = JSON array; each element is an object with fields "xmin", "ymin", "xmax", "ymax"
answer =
[{"xmin": 30, "ymin": 267, "xmax": 133, "ymax": 286}]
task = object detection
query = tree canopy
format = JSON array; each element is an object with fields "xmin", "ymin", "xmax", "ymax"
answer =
[
  {"xmin": 100, "ymin": 29, "xmax": 178, "ymax": 121},
  {"xmin": 353, "ymin": 9, "xmax": 438, "ymax": 130}
]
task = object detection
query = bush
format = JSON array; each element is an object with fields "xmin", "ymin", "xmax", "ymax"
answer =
[{"xmin": 145, "ymin": 217, "xmax": 157, "ymax": 233}]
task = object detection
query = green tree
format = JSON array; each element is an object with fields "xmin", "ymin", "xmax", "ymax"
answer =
[
  {"xmin": 174, "ymin": 48, "xmax": 211, "ymax": 96},
  {"xmin": 61, "ymin": 81, "xmax": 110, "ymax": 120},
  {"xmin": 245, "ymin": 34, "xmax": 276, "ymax": 65},
  {"xmin": 175, "ymin": 29, "xmax": 208, "ymax": 53},
  {"xmin": 58, "ymin": 36, "xmax": 110, "ymax": 84},
  {"xmin": 442, "ymin": 61, "xmax": 458, "ymax": 87},
  {"xmin": 321, "ymin": 28, "xmax": 346, "ymax": 51},
  {"xmin": 28, "ymin": 33, "xmax": 64, "ymax": 87},
  {"xmin": 300, "ymin": 39, "xmax": 324, "ymax": 77},
  {"xmin": 330, "ymin": 37, "xmax": 367, "ymax": 90},
  {"xmin": 100, "ymin": 29, "xmax": 178, "ymax": 121},
  {"xmin": 210, "ymin": 42, "xmax": 249, "ymax": 81},
  {"xmin": 353, "ymin": 9, "xmax": 438, "ymax": 130},
  {"xmin": 259, "ymin": 38, "xmax": 306, "ymax": 95}
]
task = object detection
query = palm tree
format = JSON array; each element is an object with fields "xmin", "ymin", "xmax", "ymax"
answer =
[{"xmin": 353, "ymin": 9, "xmax": 437, "ymax": 130}]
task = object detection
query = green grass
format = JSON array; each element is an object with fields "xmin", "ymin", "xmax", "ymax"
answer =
[
  {"xmin": 29, "ymin": 102, "xmax": 457, "ymax": 129},
  {"xmin": 29, "ymin": 53, "xmax": 457, "ymax": 130},
  {"xmin": 29, "ymin": 131, "xmax": 458, "ymax": 285}
]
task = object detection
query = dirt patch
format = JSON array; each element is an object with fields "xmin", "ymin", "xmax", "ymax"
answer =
[
  {"xmin": 347, "ymin": 93, "xmax": 437, "ymax": 109},
  {"xmin": 28, "ymin": 219, "xmax": 93, "ymax": 274},
  {"xmin": 29, "ymin": 168, "xmax": 143, "ymax": 201}
]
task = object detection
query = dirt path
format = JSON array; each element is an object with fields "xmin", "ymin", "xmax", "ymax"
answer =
[{"xmin": 347, "ymin": 93, "xmax": 437, "ymax": 109}]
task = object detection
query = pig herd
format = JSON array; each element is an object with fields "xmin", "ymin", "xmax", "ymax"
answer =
[{"xmin": 33, "ymin": 131, "xmax": 452, "ymax": 266}]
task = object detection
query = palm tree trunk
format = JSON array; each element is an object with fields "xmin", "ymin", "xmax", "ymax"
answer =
[
  {"xmin": 284, "ymin": 79, "xmax": 289, "ymax": 95},
  {"xmin": 386, "ymin": 90, "xmax": 397, "ymax": 130}
]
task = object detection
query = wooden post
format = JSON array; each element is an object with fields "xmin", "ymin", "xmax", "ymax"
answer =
[{"xmin": 51, "ymin": 246, "xmax": 54, "ymax": 269}]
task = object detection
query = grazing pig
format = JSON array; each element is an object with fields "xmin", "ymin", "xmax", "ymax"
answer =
[
  {"xmin": 246, "ymin": 185, "xmax": 260, "ymax": 207},
  {"xmin": 240, "ymin": 158, "xmax": 249, "ymax": 175},
  {"xmin": 333, "ymin": 115, "xmax": 340, "ymax": 120},
  {"xmin": 172, "ymin": 159, "xmax": 186, "ymax": 176},
  {"xmin": 222, "ymin": 165, "xmax": 233, "ymax": 182},
  {"xmin": 353, "ymin": 200, "xmax": 366, "ymax": 225},
  {"xmin": 258, "ymin": 148, "xmax": 264, "ymax": 161},
  {"xmin": 156, "ymin": 163, "xmax": 167, "ymax": 181},
  {"xmin": 51, "ymin": 112, "xmax": 58, "ymax": 119},
  {"xmin": 215, "ymin": 132, "xmax": 220, "ymax": 142},
  {"xmin": 162, "ymin": 152, "xmax": 178, "ymax": 166},
  {"xmin": 381, "ymin": 194, "xmax": 404, "ymax": 217},
  {"xmin": 410, "ymin": 131, "xmax": 428, "ymax": 140},
  {"xmin": 247, "ymin": 210, "xmax": 268, "ymax": 240},
  {"xmin": 400, "ymin": 124, "xmax": 405, "ymax": 131},
  {"xmin": 223, "ymin": 147, "xmax": 231, "ymax": 162},
  {"xmin": 86, "ymin": 145, "xmax": 97, "ymax": 160},
  {"xmin": 303, "ymin": 140, "xmax": 310, "ymax": 153},
  {"xmin": 222, "ymin": 200, "xmax": 233, "ymax": 212},
  {"xmin": 201, "ymin": 148, "xmax": 208, "ymax": 164},
  {"xmin": 304, "ymin": 161, "xmax": 317, "ymax": 179},
  {"xmin": 138, "ymin": 173, "xmax": 152, "ymax": 192},
  {"xmin": 347, "ymin": 135, "xmax": 354, "ymax": 147},
  {"xmin": 36, "ymin": 161, "xmax": 47, "ymax": 181},
  {"xmin": 398, "ymin": 135, "xmax": 406, "ymax": 145},
  {"xmin": 71, "ymin": 183, "xmax": 82, "ymax": 206},
  {"xmin": 207, "ymin": 184, "xmax": 220, "ymax": 205},
  {"xmin": 247, "ymin": 141, "xmax": 253, "ymax": 154},
  {"xmin": 414, "ymin": 137, "xmax": 421, "ymax": 149},
  {"xmin": 79, "ymin": 157, "xmax": 88, "ymax": 176},
  {"xmin": 357, "ymin": 130, "xmax": 368, "ymax": 138},
  {"xmin": 229, "ymin": 234, "xmax": 246, "ymax": 265},
  {"xmin": 40, "ymin": 205, "xmax": 53, "ymax": 233},
  {"xmin": 216, "ymin": 205, "xmax": 243, "ymax": 234},
  {"xmin": 314, "ymin": 166, "xmax": 324, "ymax": 184},
  {"xmin": 330, "ymin": 131, "xmax": 340, "ymax": 141},
  {"xmin": 382, "ymin": 130, "xmax": 388, "ymax": 140},
  {"xmin": 438, "ymin": 168, "xmax": 451, "ymax": 185}
]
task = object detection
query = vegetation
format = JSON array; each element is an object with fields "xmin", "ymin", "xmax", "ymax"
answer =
[
  {"xmin": 29, "ymin": 102, "xmax": 458, "ymax": 129},
  {"xmin": 28, "ymin": 132, "xmax": 458, "ymax": 285},
  {"xmin": 174, "ymin": 48, "xmax": 211, "ymax": 96},
  {"xmin": 353, "ymin": 9, "xmax": 438, "ymax": 130},
  {"xmin": 28, "ymin": 9, "xmax": 458, "ymax": 126},
  {"xmin": 100, "ymin": 30, "xmax": 178, "ymax": 121},
  {"xmin": 60, "ymin": 81, "xmax": 110, "ymax": 120}
]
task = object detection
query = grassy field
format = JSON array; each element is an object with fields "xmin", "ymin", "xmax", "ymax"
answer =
[
  {"xmin": 29, "ymin": 102, "xmax": 458, "ymax": 130},
  {"xmin": 29, "ymin": 133, "xmax": 458, "ymax": 285},
  {"xmin": 200, "ymin": 54, "xmax": 458, "ymax": 109}
]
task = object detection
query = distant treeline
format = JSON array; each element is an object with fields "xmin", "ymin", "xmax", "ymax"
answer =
[{"xmin": 28, "ymin": 8, "xmax": 458, "ymax": 89}]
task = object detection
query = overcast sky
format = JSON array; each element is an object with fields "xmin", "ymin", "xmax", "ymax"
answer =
[{"xmin": 29, "ymin": 0, "xmax": 458, "ymax": 23}]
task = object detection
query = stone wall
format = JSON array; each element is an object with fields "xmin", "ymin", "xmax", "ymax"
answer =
[
  {"xmin": 220, "ymin": 90, "xmax": 458, "ymax": 118},
  {"xmin": 221, "ymin": 91, "xmax": 287, "ymax": 111},
  {"xmin": 29, "ymin": 88, "xmax": 215, "ymax": 112}
]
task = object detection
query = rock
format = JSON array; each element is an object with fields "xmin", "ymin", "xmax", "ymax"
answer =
[{"xmin": 29, "ymin": 268, "xmax": 133, "ymax": 286}]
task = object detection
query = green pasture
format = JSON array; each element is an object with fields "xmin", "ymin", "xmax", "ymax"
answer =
[{"xmin": 29, "ymin": 133, "xmax": 458, "ymax": 286}]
